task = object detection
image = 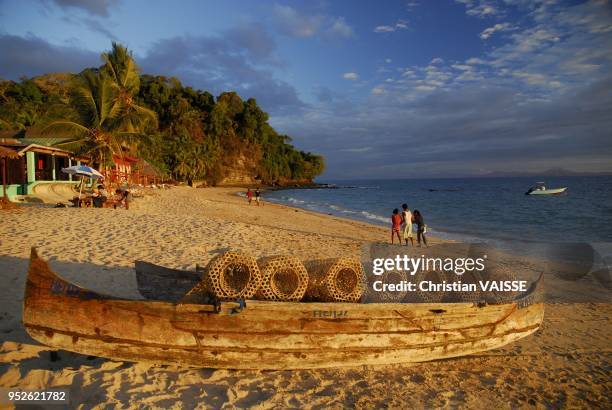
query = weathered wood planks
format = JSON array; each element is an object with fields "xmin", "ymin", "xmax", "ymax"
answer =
[{"xmin": 23, "ymin": 248, "xmax": 544, "ymax": 369}]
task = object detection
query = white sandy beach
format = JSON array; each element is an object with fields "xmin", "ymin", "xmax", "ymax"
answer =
[{"xmin": 0, "ymin": 187, "xmax": 610, "ymax": 408}]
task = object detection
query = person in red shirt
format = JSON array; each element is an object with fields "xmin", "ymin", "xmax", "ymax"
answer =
[
  {"xmin": 391, "ymin": 208, "xmax": 402, "ymax": 244},
  {"xmin": 246, "ymin": 188, "xmax": 253, "ymax": 205}
]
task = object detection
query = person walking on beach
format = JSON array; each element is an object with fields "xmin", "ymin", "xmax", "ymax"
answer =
[
  {"xmin": 246, "ymin": 188, "xmax": 253, "ymax": 205},
  {"xmin": 401, "ymin": 204, "xmax": 414, "ymax": 246},
  {"xmin": 413, "ymin": 209, "xmax": 428, "ymax": 247},
  {"xmin": 254, "ymin": 188, "xmax": 261, "ymax": 206},
  {"xmin": 391, "ymin": 208, "xmax": 402, "ymax": 244}
]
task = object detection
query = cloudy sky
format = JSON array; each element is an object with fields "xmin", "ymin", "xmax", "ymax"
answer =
[{"xmin": 1, "ymin": 0, "xmax": 611, "ymax": 179}]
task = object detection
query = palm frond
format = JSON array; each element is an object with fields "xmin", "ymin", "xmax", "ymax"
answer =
[
  {"xmin": 70, "ymin": 73, "xmax": 100, "ymax": 127},
  {"xmin": 42, "ymin": 121, "xmax": 90, "ymax": 139},
  {"xmin": 101, "ymin": 42, "xmax": 140, "ymax": 95}
]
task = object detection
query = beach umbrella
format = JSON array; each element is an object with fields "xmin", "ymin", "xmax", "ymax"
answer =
[
  {"xmin": 61, "ymin": 164, "xmax": 105, "ymax": 179},
  {"xmin": 61, "ymin": 164, "xmax": 105, "ymax": 200}
]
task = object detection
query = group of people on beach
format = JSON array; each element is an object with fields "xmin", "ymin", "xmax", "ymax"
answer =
[
  {"xmin": 391, "ymin": 204, "xmax": 427, "ymax": 247},
  {"xmin": 245, "ymin": 188, "xmax": 262, "ymax": 206},
  {"xmin": 69, "ymin": 184, "xmax": 130, "ymax": 209}
]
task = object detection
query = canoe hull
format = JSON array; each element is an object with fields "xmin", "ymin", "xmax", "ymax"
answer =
[{"xmin": 23, "ymin": 249, "xmax": 544, "ymax": 369}]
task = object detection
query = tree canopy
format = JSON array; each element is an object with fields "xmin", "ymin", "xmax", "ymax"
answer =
[{"xmin": 0, "ymin": 42, "xmax": 324, "ymax": 185}]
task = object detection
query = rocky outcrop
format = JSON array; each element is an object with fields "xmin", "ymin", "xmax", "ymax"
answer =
[
  {"xmin": 215, "ymin": 154, "xmax": 259, "ymax": 187},
  {"xmin": 212, "ymin": 154, "xmax": 317, "ymax": 187}
]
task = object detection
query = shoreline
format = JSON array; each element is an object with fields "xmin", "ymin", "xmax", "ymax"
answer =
[
  {"xmin": 255, "ymin": 187, "xmax": 483, "ymax": 244},
  {"xmin": 0, "ymin": 186, "xmax": 610, "ymax": 408},
  {"xmin": 229, "ymin": 187, "xmax": 421, "ymax": 240}
]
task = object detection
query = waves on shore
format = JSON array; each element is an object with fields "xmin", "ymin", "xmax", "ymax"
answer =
[{"xmin": 268, "ymin": 196, "xmax": 392, "ymax": 226}]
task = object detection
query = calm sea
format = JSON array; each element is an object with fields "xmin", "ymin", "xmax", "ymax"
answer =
[{"xmin": 264, "ymin": 176, "xmax": 612, "ymax": 244}]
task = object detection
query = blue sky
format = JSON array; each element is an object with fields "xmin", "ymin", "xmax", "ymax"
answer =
[{"xmin": 1, "ymin": 0, "xmax": 611, "ymax": 178}]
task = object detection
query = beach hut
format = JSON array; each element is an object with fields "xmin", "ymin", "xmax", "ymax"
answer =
[
  {"xmin": 0, "ymin": 146, "xmax": 20, "ymax": 204},
  {"xmin": 0, "ymin": 130, "xmax": 89, "ymax": 200}
]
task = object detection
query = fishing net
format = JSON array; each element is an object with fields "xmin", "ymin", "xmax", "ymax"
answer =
[
  {"xmin": 304, "ymin": 257, "xmax": 365, "ymax": 303},
  {"xmin": 182, "ymin": 252, "xmax": 262, "ymax": 302},
  {"xmin": 256, "ymin": 256, "xmax": 309, "ymax": 301}
]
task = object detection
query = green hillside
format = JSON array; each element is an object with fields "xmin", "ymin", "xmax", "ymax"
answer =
[{"xmin": 0, "ymin": 43, "xmax": 324, "ymax": 186}]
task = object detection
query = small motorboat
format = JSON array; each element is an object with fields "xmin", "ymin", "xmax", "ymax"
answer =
[{"xmin": 525, "ymin": 182, "xmax": 567, "ymax": 195}]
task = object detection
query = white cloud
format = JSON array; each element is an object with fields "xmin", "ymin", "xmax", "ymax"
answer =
[
  {"xmin": 489, "ymin": 28, "xmax": 561, "ymax": 67},
  {"xmin": 455, "ymin": 70, "xmax": 484, "ymax": 82},
  {"xmin": 480, "ymin": 23, "xmax": 515, "ymax": 39},
  {"xmin": 385, "ymin": 58, "xmax": 392, "ymax": 63},
  {"xmin": 549, "ymin": 0, "xmax": 612, "ymax": 34},
  {"xmin": 273, "ymin": 4, "xmax": 322, "ymax": 37},
  {"xmin": 415, "ymin": 85, "xmax": 436, "ymax": 92},
  {"xmin": 374, "ymin": 25, "xmax": 395, "ymax": 33},
  {"xmin": 512, "ymin": 71, "xmax": 562, "ymax": 88},
  {"xmin": 466, "ymin": 57, "xmax": 485, "ymax": 65},
  {"xmin": 519, "ymin": 29, "xmax": 560, "ymax": 51},
  {"xmin": 455, "ymin": 0, "xmax": 500, "ymax": 18},
  {"xmin": 451, "ymin": 64, "xmax": 472, "ymax": 71},
  {"xmin": 272, "ymin": 4, "xmax": 354, "ymax": 39},
  {"xmin": 430, "ymin": 57, "xmax": 444, "ymax": 65},
  {"xmin": 343, "ymin": 72, "xmax": 359, "ymax": 80},
  {"xmin": 374, "ymin": 20, "xmax": 409, "ymax": 33},
  {"xmin": 273, "ymin": 0, "xmax": 612, "ymax": 178},
  {"xmin": 371, "ymin": 86, "xmax": 385, "ymax": 94},
  {"xmin": 329, "ymin": 17, "xmax": 354, "ymax": 38}
]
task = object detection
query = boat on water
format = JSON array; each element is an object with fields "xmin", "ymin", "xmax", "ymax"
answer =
[
  {"xmin": 525, "ymin": 182, "xmax": 567, "ymax": 195},
  {"xmin": 23, "ymin": 248, "xmax": 544, "ymax": 369}
]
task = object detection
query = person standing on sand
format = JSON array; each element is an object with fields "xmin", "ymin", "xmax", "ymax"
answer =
[
  {"xmin": 246, "ymin": 188, "xmax": 253, "ymax": 205},
  {"xmin": 391, "ymin": 208, "xmax": 402, "ymax": 244},
  {"xmin": 401, "ymin": 204, "xmax": 414, "ymax": 246},
  {"xmin": 254, "ymin": 188, "xmax": 262, "ymax": 206},
  {"xmin": 413, "ymin": 209, "xmax": 428, "ymax": 247}
]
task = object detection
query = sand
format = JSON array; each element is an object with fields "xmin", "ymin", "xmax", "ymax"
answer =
[{"xmin": 0, "ymin": 187, "xmax": 610, "ymax": 409}]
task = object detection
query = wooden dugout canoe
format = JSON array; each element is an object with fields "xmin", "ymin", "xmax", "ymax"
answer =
[{"xmin": 23, "ymin": 249, "xmax": 544, "ymax": 370}]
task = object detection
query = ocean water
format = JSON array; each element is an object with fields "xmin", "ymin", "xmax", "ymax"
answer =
[{"xmin": 264, "ymin": 176, "xmax": 612, "ymax": 244}]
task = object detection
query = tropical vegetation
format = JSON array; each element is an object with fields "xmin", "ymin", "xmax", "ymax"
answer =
[{"xmin": 0, "ymin": 42, "xmax": 324, "ymax": 185}]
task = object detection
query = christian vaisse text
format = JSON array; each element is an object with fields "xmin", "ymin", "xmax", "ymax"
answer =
[{"xmin": 372, "ymin": 280, "xmax": 528, "ymax": 292}]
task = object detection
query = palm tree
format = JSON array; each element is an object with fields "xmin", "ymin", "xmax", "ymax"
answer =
[
  {"xmin": 102, "ymin": 42, "xmax": 156, "ymax": 133},
  {"xmin": 102, "ymin": 42, "xmax": 140, "ymax": 97},
  {"xmin": 44, "ymin": 43, "xmax": 156, "ymax": 168},
  {"xmin": 45, "ymin": 69, "xmax": 155, "ymax": 167}
]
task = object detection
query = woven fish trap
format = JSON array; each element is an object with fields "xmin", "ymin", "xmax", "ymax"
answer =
[
  {"xmin": 256, "ymin": 256, "xmax": 309, "ymax": 301},
  {"xmin": 480, "ymin": 268, "xmax": 522, "ymax": 303},
  {"xmin": 304, "ymin": 257, "xmax": 365, "ymax": 303},
  {"xmin": 442, "ymin": 270, "xmax": 484, "ymax": 303},
  {"xmin": 406, "ymin": 270, "xmax": 448, "ymax": 303},
  {"xmin": 191, "ymin": 252, "xmax": 262, "ymax": 300},
  {"xmin": 364, "ymin": 269, "xmax": 409, "ymax": 303}
]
